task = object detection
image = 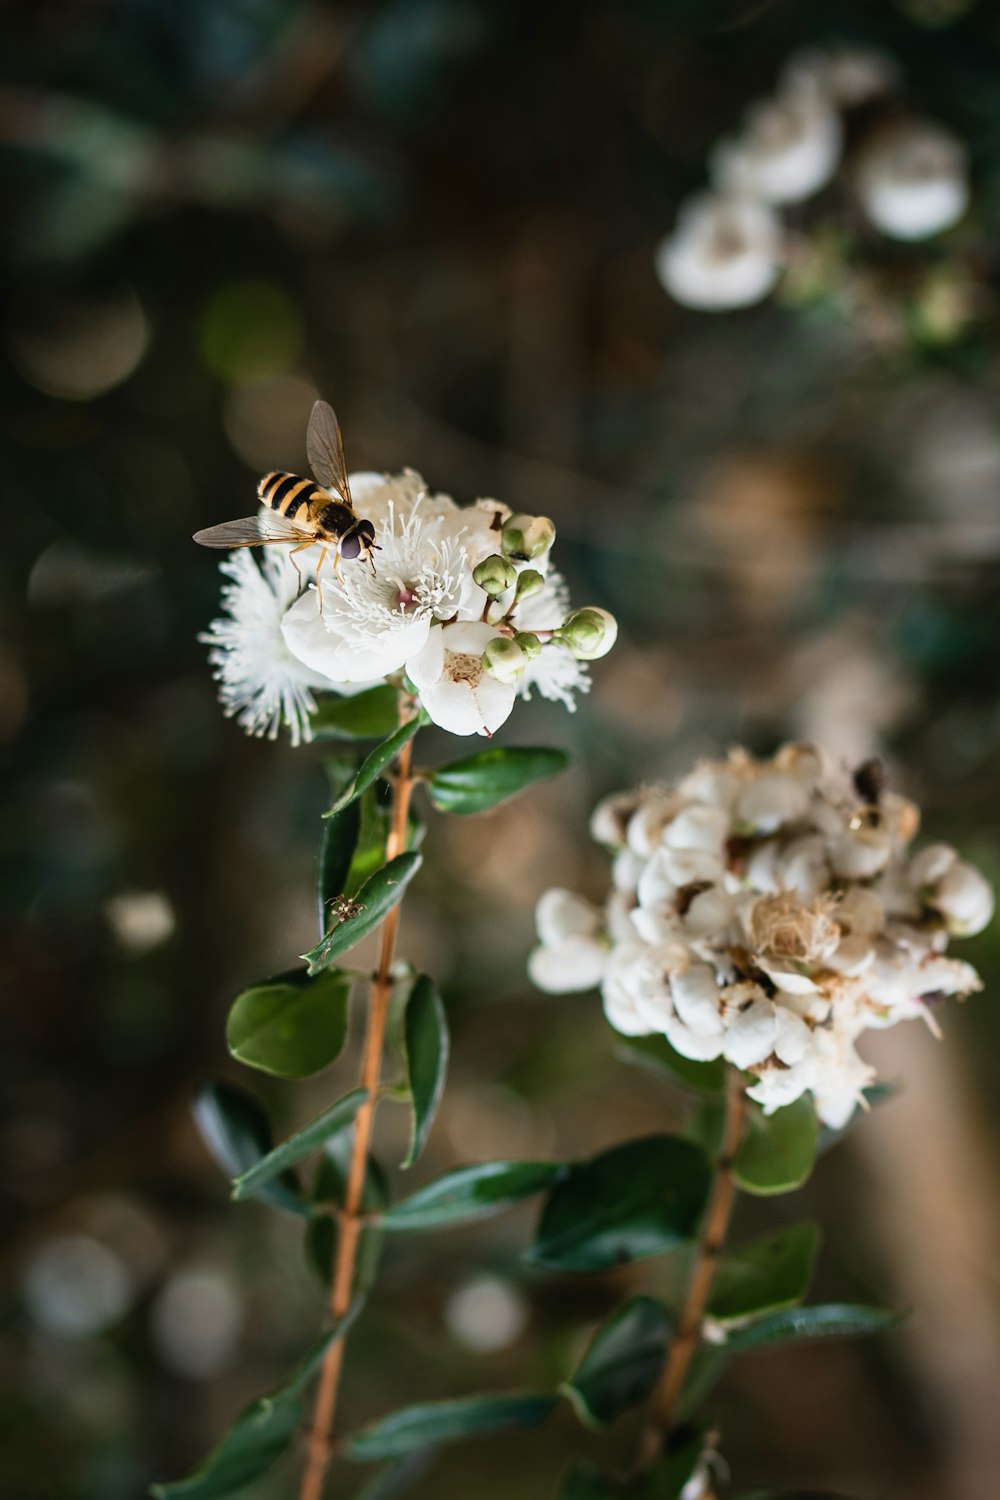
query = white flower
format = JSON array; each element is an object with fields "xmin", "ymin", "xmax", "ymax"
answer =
[
  {"xmin": 529, "ymin": 739, "xmax": 991, "ymax": 1129},
  {"xmin": 712, "ymin": 82, "xmax": 842, "ymax": 204},
  {"xmin": 856, "ymin": 120, "xmax": 969, "ymax": 241},
  {"xmin": 513, "ymin": 569, "xmax": 590, "ymax": 710},
  {"xmin": 782, "ymin": 45, "xmax": 899, "ymax": 108},
  {"xmin": 200, "ymin": 549, "xmax": 336, "ymax": 747},
  {"xmin": 406, "ymin": 620, "xmax": 517, "ymax": 737},
  {"xmin": 655, "ymin": 193, "xmax": 784, "ymax": 312},
  {"xmin": 281, "ymin": 480, "xmax": 474, "ymax": 685}
]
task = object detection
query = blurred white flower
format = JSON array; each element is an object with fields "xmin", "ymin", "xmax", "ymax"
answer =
[
  {"xmin": 856, "ymin": 120, "xmax": 969, "ymax": 240},
  {"xmin": 444, "ymin": 1274, "xmax": 528, "ymax": 1353},
  {"xmin": 782, "ymin": 45, "xmax": 899, "ymax": 107},
  {"xmin": 200, "ymin": 548, "xmax": 333, "ymax": 747},
  {"xmin": 105, "ymin": 890, "xmax": 175, "ymax": 953},
  {"xmin": 712, "ymin": 82, "xmax": 842, "ymax": 204},
  {"xmin": 22, "ymin": 1234, "xmax": 133, "ymax": 1338},
  {"xmin": 529, "ymin": 744, "xmax": 991, "ymax": 1128},
  {"xmin": 655, "ymin": 194, "xmax": 784, "ymax": 311},
  {"xmin": 151, "ymin": 1264, "xmax": 242, "ymax": 1379}
]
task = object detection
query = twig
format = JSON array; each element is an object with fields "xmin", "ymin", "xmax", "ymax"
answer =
[{"xmin": 298, "ymin": 721, "xmax": 416, "ymax": 1500}]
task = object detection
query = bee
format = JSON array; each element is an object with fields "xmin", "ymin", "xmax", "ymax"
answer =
[{"xmin": 193, "ymin": 400, "xmax": 378, "ymax": 608}]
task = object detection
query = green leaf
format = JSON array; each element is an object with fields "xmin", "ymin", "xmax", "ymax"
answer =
[
  {"xmin": 317, "ymin": 797, "xmax": 362, "ymax": 937},
  {"xmin": 226, "ymin": 969, "xmax": 352, "ymax": 1079},
  {"xmin": 733, "ymin": 1096, "xmax": 819, "ymax": 1197},
  {"xmin": 381, "ymin": 1161, "xmax": 564, "ymax": 1231},
  {"xmin": 345, "ymin": 1393, "xmax": 557, "ymax": 1461},
  {"xmin": 561, "ymin": 1296, "xmax": 671, "ymax": 1428},
  {"xmin": 232, "ymin": 1089, "xmax": 368, "ymax": 1201},
  {"xmin": 559, "ymin": 1465, "xmax": 620, "ymax": 1499},
  {"xmin": 311, "ymin": 685, "xmax": 402, "ymax": 740},
  {"xmin": 401, "ymin": 975, "xmax": 449, "ymax": 1168},
  {"xmin": 675, "ymin": 1304, "xmax": 899, "ymax": 1421},
  {"xmin": 304, "ymin": 852, "xmax": 423, "ymax": 974},
  {"xmin": 426, "ymin": 746, "xmax": 569, "ymax": 815},
  {"xmin": 325, "ymin": 712, "xmax": 426, "ymax": 817},
  {"xmin": 150, "ymin": 1306, "xmax": 361, "ymax": 1499},
  {"xmin": 722, "ymin": 1302, "xmax": 900, "ymax": 1354},
  {"xmin": 191, "ymin": 1082, "xmax": 307, "ymax": 1216},
  {"xmin": 630, "ymin": 1428, "xmax": 705, "ymax": 1500},
  {"xmin": 529, "ymin": 1136, "xmax": 711, "ymax": 1272},
  {"xmin": 619, "ymin": 1035, "xmax": 726, "ymax": 1097},
  {"xmin": 708, "ymin": 1221, "xmax": 820, "ymax": 1323}
]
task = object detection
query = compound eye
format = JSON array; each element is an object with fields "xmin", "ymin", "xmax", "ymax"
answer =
[
  {"xmin": 359, "ymin": 520, "xmax": 376, "ymax": 546},
  {"xmin": 340, "ymin": 532, "xmax": 362, "ymax": 560}
]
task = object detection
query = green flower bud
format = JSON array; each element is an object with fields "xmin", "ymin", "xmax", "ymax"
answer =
[
  {"xmin": 557, "ymin": 607, "xmax": 618, "ymax": 661},
  {"xmin": 501, "ymin": 513, "xmax": 556, "ymax": 562},
  {"xmin": 473, "ymin": 553, "xmax": 518, "ymax": 597},
  {"xmin": 514, "ymin": 568, "xmax": 545, "ymax": 602},
  {"xmin": 514, "ymin": 631, "xmax": 542, "ymax": 660},
  {"xmin": 482, "ymin": 635, "xmax": 528, "ymax": 684}
]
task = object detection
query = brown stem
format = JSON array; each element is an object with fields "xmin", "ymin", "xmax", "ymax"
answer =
[
  {"xmin": 639, "ymin": 1071, "xmax": 747, "ymax": 1466},
  {"xmin": 298, "ymin": 729, "xmax": 416, "ymax": 1500}
]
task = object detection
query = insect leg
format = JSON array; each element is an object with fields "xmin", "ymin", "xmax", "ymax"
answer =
[{"xmin": 314, "ymin": 546, "xmax": 330, "ymax": 614}]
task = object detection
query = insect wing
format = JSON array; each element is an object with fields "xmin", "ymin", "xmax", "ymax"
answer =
[
  {"xmin": 307, "ymin": 400, "xmax": 353, "ymax": 507},
  {"xmin": 193, "ymin": 511, "xmax": 303, "ymax": 548}
]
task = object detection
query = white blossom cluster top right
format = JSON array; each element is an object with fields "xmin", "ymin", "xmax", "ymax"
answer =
[
  {"xmin": 529, "ymin": 744, "xmax": 993, "ymax": 1129},
  {"xmin": 656, "ymin": 44, "xmax": 970, "ymax": 311}
]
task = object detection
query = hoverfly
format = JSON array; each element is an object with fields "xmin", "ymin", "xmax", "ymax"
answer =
[{"xmin": 193, "ymin": 400, "xmax": 377, "ymax": 608}]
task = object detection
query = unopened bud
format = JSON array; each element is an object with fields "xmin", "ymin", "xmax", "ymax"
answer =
[
  {"xmin": 514, "ymin": 631, "xmax": 542, "ymax": 660},
  {"xmin": 557, "ymin": 607, "xmax": 618, "ymax": 660},
  {"xmin": 514, "ymin": 568, "xmax": 546, "ymax": 602},
  {"xmin": 482, "ymin": 636, "xmax": 528, "ymax": 683},
  {"xmin": 501, "ymin": 513, "xmax": 556, "ymax": 562},
  {"xmin": 473, "ymin": 553, "xmax": 518, "ymax": 597}
]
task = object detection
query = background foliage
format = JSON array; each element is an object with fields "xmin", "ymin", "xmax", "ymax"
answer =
[{"xmin": 3, "ymin": 2, "xmax": 1000, "ymax": 1498}]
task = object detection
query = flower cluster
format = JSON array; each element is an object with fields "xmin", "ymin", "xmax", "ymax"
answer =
[
  {"xmin": 656, "ymin": 44, "xmax": 969, "ymax": 312},
  {"xmin": 530, "ymin": 744, "xmax": 992, "ymax": 1128},
  {"xmin": 202, "ymin": 470, "xmax": 616, "ymax": 743}
]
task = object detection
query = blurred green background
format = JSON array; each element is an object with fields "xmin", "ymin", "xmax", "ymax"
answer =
[{"xmin": 4, "ymin": 2, "xmax": 1000, "ymax": 1498}]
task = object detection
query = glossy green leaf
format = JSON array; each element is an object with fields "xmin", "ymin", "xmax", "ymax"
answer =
[
  {"xmin": 426, "ymin": 746, "xmax": 569, "ymax": 815},
  {"xmin": 381, "ymin": 1160, "xmax": 564, "ymax": 1231},
  {"xmin": 150, "ymin": 1305, "xmax": 361, "ymax": 1499},
  {"xmin": 311, "ymin": 685, "xmax": 402, "ymax": 740},
  {"xmin": 733, "ymin": 1096, "xmax": 819, "ymax": 1197},
  {"xmin": 708, "ymin": 1221, "xmax": 820, "ymax": 1323},
  {"xmin": 191, "ymin": 1081, "xmax": 307, "ymax": 1216},
  {"xmin": 226, "ymin": 969, "xmax": 351, "ymax": 1078},
  {"xmin": 559, "ymin": 1465, "xmax": 620, "ymax": 1499},
  {"xmin": 316, "ymin": 797, "xmax": 362, "ymax": 937},
  {"xmin": 562, "ymin": 1296, "xmax": 671, "ymax": 1428},
  {"xmin": 675, "ymin": 1304, "xmax": 899, "ymax": 1421},
  {"xmin": 529, "ymin": 1136, "xmax": 711, "ymax": 1272},
  {"xmin": 304, "ymin": 852, "xmax": 423, "ymax": 974},
  {"xmin": 722, "ymin": 1302, "xmax": 900, "ymax": 1353},
  {"xmin": 630, "ymin": 1428, "xmax": 705, "ymax": 1500},
  {"xmin": 232, "ymin": 1089, "xmax": 368, "ymax": 1201},
  {"xmin": 325, "ymin": 712, "xmax": 426, "ymax": 817},
  {"xmin": 401, "ymin": 975, "xmax": 449, "ymax": 1168},
  {"xmin": 346, "ymin": 1392, "xmax": 557, "ymax": 1461}
]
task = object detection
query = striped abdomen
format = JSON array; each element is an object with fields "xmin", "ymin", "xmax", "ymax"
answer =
[{"xmin": 257, "ymin": 470, "xmax": 323, "ymax": 522}]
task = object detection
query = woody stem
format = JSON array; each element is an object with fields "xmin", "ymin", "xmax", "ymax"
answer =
[
  {"xmin": 298, "ymin": 729, "xmax": 416, "ymax": 1500},
  {"xmin": 639, "ymin": 1070, "xmax": 747, "ymax": 1467}
]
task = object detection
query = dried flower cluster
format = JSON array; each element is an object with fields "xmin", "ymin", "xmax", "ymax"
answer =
[
  {"xmin": 530, "ymin": 744, "xmax": 992, "ymax": 1127},
  {"xmin": 202, "ymin": 470, "xmax": 616, "ymax": 744},
  {"xmin": 656, "ymin": 44, "xmax": 970, "ymax": 311}
]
